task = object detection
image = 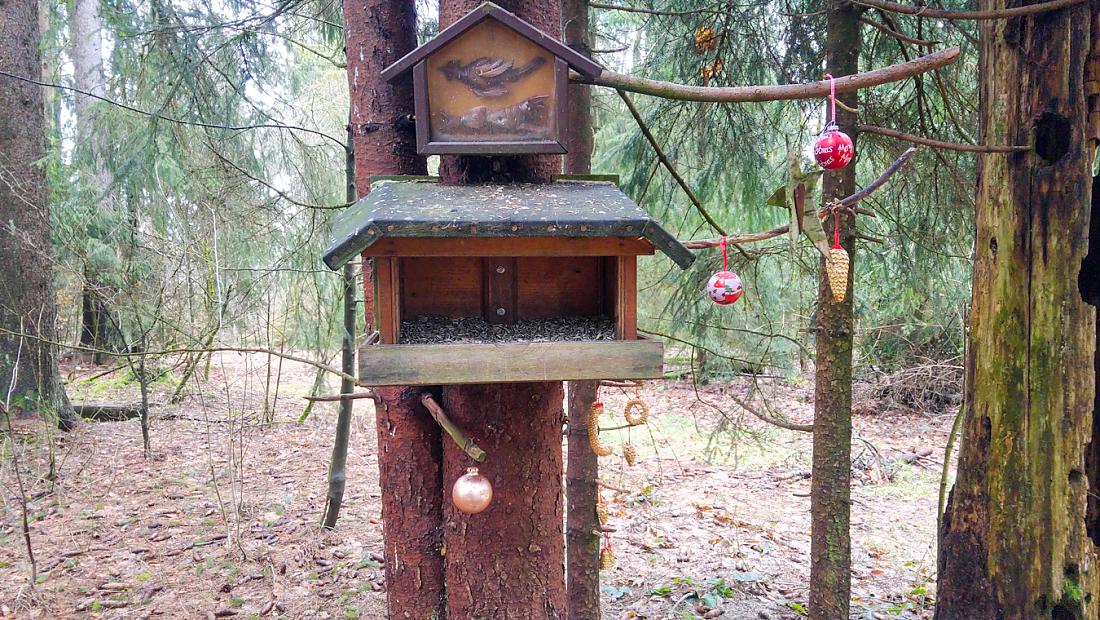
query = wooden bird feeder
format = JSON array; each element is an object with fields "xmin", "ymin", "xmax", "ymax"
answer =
[
  {"xmin": 379, "ymin": 2, "xmax": 602, "ymax": 155},
  {"xmin": 323, "ymin": 179, "xmax": 696, "ymax": 386}
]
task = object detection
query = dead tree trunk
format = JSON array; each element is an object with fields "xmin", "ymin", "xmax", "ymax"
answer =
[
  {"xmin": 343, "ymin": 0, "xmax": 440, "ymax": 615},
  {"xmin": 808, "ymin": 2, "xmax": 861, "ymax": 618},
  {"xmin": 0, "ymin": 0, "xmax": 75, "ymax": 429},
  {"xmin": 935, "ymin": 2, "xmax": 1098, "ymax": 619}
]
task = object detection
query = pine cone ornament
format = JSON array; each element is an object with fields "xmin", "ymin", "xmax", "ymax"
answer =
[
  {"xmin": 596, "ymin": 501, "xmax": 609, "ymax": 528},
  {"xmin": 600, "ymin": 547, "xmax": 615, "ymax": 570},
  {"xmin": 588, "ymin": 403, "xmax": 613, "ymax": 457},
  {"xmin": 623, "ymin": 443, "xmax": 638, "ymax": 466},
  {"xmin": 826, "ymin": 246, "xmax": 849, "ymax": 303}
]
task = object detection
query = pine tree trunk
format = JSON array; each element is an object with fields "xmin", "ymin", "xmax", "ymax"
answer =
[
  {"xmin": 562, "ymin": 2, "xmax": 600, "ymax": 616},
  {"xmin": 442, "ymin": 383, "xmax": 568, "ymax": 619},
  {"xmin": 343, "ymin": 0, "xmax": 441, "ymax": 615},
  {"xmin": 808, "ymin": 2, "xmax": 860, "ymax": 618},
  {"xmin": 435, "ymin": 3, "xmax": 568, "ymax": 616},
  {"xmin": 0, "ymin": 0, "xmax": 72, "ymax": 427},
  {"xmin": 72, "ymin": 0, "xmax": 116, "ymax": 360},
  {"xmin": 935, "ymin": 3, "xmax": 1098, "ymax": 619}
]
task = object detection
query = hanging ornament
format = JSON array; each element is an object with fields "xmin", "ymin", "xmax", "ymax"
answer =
[
  {"xmin": 694, "ymin": 25, "xmax": 718, "ymax": 53},
  {"xmin": 596, "ymin": 497, "xmax": 609, "ymax": 528},
  {"xmin": 706, "ymin": 237, "xmax": 744, "ymax": 305},
  {"xmin": 623, "ymin": 398, "xmax": 649, "ymax": 426},
  {"xmin": 826, "ymin": 215, "xmax": 850, "ymax": 303},
  {"xmin": 588, "ymin": 399, "xmax": 613, "ymax": 457},
  {"xmin": 599, "ymin": 544, "xmax": 615, "ymax": 570},
  {"xmin": 452, "ymin": 467, "xmax": 493, "ymax": 514},
  {"xmin": 813, "ymin": 74, "xmax": 855, "ymax": 171},
  {"xmin": 623, "ymin": 443, "xmax": 638, "ymax": 466}
]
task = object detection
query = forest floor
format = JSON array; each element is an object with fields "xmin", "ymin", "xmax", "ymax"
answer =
[{"xmin": 0, "ymin": 353, "xmax": 953, "ymax": 620}]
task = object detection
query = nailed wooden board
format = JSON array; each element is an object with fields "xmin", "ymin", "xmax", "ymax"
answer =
[{"xmin": 358, "ymin": 337, "xmax": 663, "ymax": 386}]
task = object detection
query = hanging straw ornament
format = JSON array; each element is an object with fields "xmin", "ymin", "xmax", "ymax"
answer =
[
  {"xmin": 705, "ymin": 237, "xmax": 744, "ymax": 305},
  {"xmin": 826, "ymin": 215, "xmax": 850, "ymax": 303},
  {"xmin": 587, "ymin": 393, "xmax": 614, "ymax": 457},
  {"xmin": 623, "ymin": 398, "xmax": 649, "ymax": 425},
  {"xmin": 599, "ymin": 536, "xmax": 616, "ymax": 570},
  {"xmin": 814, "ymin": 74, "xmax": 855, "ymax": 171},
  {"xmin": 596, "ymin": 496, "xmax": 610, "ymax": 528}
]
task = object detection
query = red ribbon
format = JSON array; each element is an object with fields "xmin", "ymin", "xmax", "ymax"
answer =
[
  {"xmin": 720, "ymin": 236, "xmax": 728, "ymax": 271},
  {"xmin": 832, "ymin": 213, "xmax": 842, "ymax": 249}
]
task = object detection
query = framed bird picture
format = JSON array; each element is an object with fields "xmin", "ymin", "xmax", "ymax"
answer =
[{"xmin": 380, "ymin": 2, "xmax": 603, "ymax": 155}]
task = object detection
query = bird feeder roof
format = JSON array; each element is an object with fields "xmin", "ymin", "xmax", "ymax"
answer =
[
  {"xmin": 379, "ymin": 2, "xmax": 603, "ymax": 83},
  {"xmin": 322, "ymin": 180, "xmax": 696, "ymax": 270}
]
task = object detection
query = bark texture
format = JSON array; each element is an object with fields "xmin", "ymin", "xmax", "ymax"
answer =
[
  {"xmin": 344, "ymin": 0, "xmax": 440, "ymax": 616},
  {"xmin": 438, "ymin": 0, "xmax": 563, "ymax": 184},
  {"xmin": 808, "ymin": 3, "xmax": 860, "ymax": 619},
  {"xmin": 372, "ymin": 386, "xmax": 446, "ymax": 619},
  {"xmin": 935, "ymin": 2, "xmax": 1098, "ymax": 619},
  {"xmin": 0, "ymin": 0, "xmax": 68, "ymax": 423},
  {"xmin": 441, "ymin": 382, "xmax": 567, "ymax": 620},
  {"xmin": 562, "ymin": 0, "xmax": 593, "ymax": 176},
  {"xmin": 566, "ymin": 381, "xmax": 600, "ymax": 620}
]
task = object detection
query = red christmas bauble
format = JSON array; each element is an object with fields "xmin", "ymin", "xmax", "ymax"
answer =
[
  {"xmin": 814, "ymin": 126, "xmax": 854, "ymax": 170},
  {"xmin": 706, "ymin": 270, "xmax": 743, "ymax": 305}
]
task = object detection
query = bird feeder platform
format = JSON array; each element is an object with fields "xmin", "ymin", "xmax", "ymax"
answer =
[{"xmin": 323, "ymin": 179, "xmax": 695, "ymax": 387}]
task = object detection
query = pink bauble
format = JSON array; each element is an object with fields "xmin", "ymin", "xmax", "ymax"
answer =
[
  {"xmin": 814, "ymin": 127, "xmax": 854, "ymax": 170},
  {"xmin": 452, "ymin": 467, "xmax": 493, "ymax": 514},
  {"xmin": 706, "ymin": 270, "xmax": 743, "ymax": 305}
]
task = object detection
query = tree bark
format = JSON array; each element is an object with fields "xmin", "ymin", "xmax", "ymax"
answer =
[
  {"xmin": 562, "ymin": 0, "xmax": 593, "ymax": 176},
  {"xmin": 0, "ymin": 0, "xmax": 73, "ymax": 428},
  {"xmin": 808, "ymin": 2, "xmax": 861, "ymax": 619},
  {"xmin": 72, "ymin": 0, "xmax": 116, "ymax": 361},
  {"xmin": 441, "ymin": 382, "xmax": 567, "ymax": 619},
  {"xmin": 566, "ymin": 380, "xmax": 600, "ymax": 620},
  {"xmin": 344, "ymin": 0, "xmax": 441, "ymax": 616},
  {"xmin": 935, "ymin": 2, "xmax": 1098, "ymax": 619},
  {"xmin": 438, "ymin": 0, "xmax": 564, "ymax": 184}
]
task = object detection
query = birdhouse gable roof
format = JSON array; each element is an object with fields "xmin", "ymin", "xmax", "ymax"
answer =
[
  {"xmin": 323, "ymin": 180, "xmax": 696, "ymax": 270},
  {"xmin": 380, "ymin": 2, "xmax": 602, "ymax": 83}
]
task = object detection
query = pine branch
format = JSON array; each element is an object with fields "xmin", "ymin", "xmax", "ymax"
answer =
[
  {"xmin": 589, "ymin": 2, "xmax": 724, "ymax": 16},
  {"xmin": 858, "ymin": 125, "xmax": 1030, "ymax": 153},
  {"xmin": 859, "ymin": 16, "xmax": 938, "ymax": 46},
  {"xmin": 850, "ymin": 0, "xmax": 1086, "ymax": 20},
  {"xmin": 572, "ymin": 47, "xmax": 960, "ymax": 103}
]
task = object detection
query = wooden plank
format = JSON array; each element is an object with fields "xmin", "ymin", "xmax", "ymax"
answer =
[
  {"xmin": 482, "ymin": 257, "xmax": 518, "ymax": 324},
  {"xmin": 360, "ymin": 236, "xmax": 655, "ymax": 257},
  {"xmin": 616, "ymin": 256, "xmax": 638, "ymax": 340},
  {"xmin": 358, "ymin": 338, "xmax": 664, "ymax": 386},
  {"xmin": 401, "ymin": 257, "xmax": 483, "ymax": 318},
  {"xmin": 375, "ymin": 257, "xmax": 400, "ymax": 344},
  {"xmin": 516, "ymin": 257, "xmax": 601, "ymax": 319}
]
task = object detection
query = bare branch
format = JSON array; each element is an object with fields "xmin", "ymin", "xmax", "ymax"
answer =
[
  {"xmin": 421, "ymin": 393, "xmax": 487, "ymax": 463},
  {"xmin": 859, "ymin": 16, "xmax": 938, "ymax": 46},
  {"xmin": 572, "ymin": 47, "xmax": 960, "ymax": 103},
  {"xmin": 858, "ymin": 124, "xmax": 1030, "ymax": 153},
  {"xmin": 850, "ymin": 0, "xmax": 1086, "ymax": 20},
  {"xmin": 589, "ymin": 2, "xmax": 724, "ymax": 16}
]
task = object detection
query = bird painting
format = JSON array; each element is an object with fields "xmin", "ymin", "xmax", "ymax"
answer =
[
  {"xmin": 438, "ymin": 56, "xmax": 548, "ymax": 98},
  {"xmin": 436, "ymin": 95, "xmax": 550, "ymax": 138}
]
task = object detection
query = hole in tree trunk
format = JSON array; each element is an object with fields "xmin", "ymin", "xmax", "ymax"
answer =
[
  {"xmin": 1034, "ymin": 112, "xmax": 1072, "ymax": 163},
  {"xmin": 1053, "ymin": 604, "xmax": 1079, "ymax": 620}
]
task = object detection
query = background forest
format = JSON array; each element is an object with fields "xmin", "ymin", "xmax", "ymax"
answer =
[{"xmin": 0, "ymin": 0, "xmax": 1012, "ymax": 618}]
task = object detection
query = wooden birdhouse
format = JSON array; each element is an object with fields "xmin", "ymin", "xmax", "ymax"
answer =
[
  {"xmin": 323, "ymin": 179, "xmax": 696, "ymax": 386},
  {"xmin": 379, "ymin": 2, "xmax": 602, "ymax": 155}
]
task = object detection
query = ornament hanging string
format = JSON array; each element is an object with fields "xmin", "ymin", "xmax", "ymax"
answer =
[
  {"xmin": 824, "ymin": 73, "xmax": 837, "ymax": 127},
  {"xmin": 832, "ymin": 212, "xmax": 841, "ymax": 249},
  {"xmin": 720, "ymin": 236, "xmax": 728, "ymax": 271}
]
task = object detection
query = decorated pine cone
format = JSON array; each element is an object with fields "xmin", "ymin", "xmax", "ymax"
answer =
[
  {"xmin": 588, "ymin": 402, "xmax": 613, "ymax": 457},
  {"xmin": 596, "ymin": 501, "xmax": 609, "ymax": 528},
  {"xmin": 599, "ymin": 547, "xmax": 615, "ymax": 570},
  {"xmin": 623, "ymin": 443, "xmax": 638, "ymax": 466},
  {"xmin": 623, "ymin": 399, "xmax": 649, "ymax": 426},
  {"xmin": 826, "ymin": 246, "xmax": 850, "ymax": 303}
]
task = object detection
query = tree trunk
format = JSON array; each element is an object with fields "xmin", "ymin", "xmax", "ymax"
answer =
[
  {"xmin": 321, "ymin": 130, "xmax": 359, "ymax": 530},
  {"xmin": 438, "ymin": 0, "xmax": 563, "ymax": 185},
  {"xmin": 566, "ymin": 380, "xmax": 601, "ymax": 620},
  {"xmin": 808, "ymin": 2, "xmax": 861, "ymax": 619},
  {"xmin": 72, "ymin": 0, "xmax": 116, "ymax": 361},
  {"xmin": 442, "ymin": 382, "xmax": 567, "ymax": 619},
  {"xmin": 0, "ymin": 0, "xmax": 73, "ymax": 428},
  {"xmin": 343, "ymin": 0, "xmax": 440, "ymax": 616},
  {"xmin": 561, "ymin": 2, "xmax": 600, "ymax": 617},
  {"xmin": 935, "ymin": 2, "xmax": 1098, "ymax": 619}
]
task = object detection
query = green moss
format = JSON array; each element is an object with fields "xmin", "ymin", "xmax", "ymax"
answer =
[{"xmin": 1063, "ymin": 577, "xmax": 1084, "ymax": 603}]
